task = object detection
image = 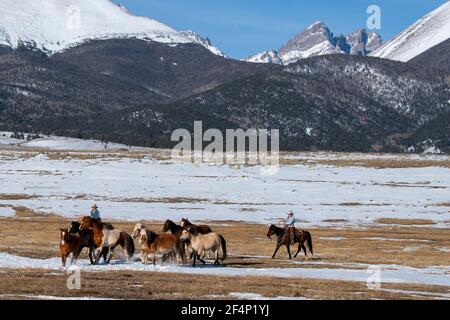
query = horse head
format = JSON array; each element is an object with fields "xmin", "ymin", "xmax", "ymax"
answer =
[
  {"xmin": 68, "ymin": 221, "xmax": 80, "ymax": 234},
  {"xmin": 138, "ymin": 229, "xmax": 147, "ymax": 246},
  {"xmin": 180, "ymin": 228, "xmax": 190, "ymax": 241},
  {"xmin": 180, "ymin": 218, "xmax": 190, "ymax": 228},
  {"xmin": 267, "ymin": 225, "xmax": 276, "ymax": 239},
  {"xmin": 132, "ymin": 223, "xmax": 145, "ymax": 239},
  {"xmin": 60, "ymin": 228, "xmax": 68, "ymax": 241},
  {"xmin": 162, "ymin": 220, "xmax": 172, "ymax": 232}
]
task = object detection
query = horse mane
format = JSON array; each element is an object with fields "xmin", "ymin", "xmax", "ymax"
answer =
[
  {"xmin": 145, "ymin": 230, "xmax": 158, "ymax": 243},
  {"xmin": 164, "ymin": 220, "xmax": 181, "ymax": 233},
  {"xmin": 181, "ymin": 218, "xmax": 192, "ymax": 226},
  {"xmin": 187, "ymin": 225, "xmax": 200, "ymax": 235}
]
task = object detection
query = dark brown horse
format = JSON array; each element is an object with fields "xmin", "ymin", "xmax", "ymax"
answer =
[
  {"xmin": 68, "ymin": 221, "xmax": 109, "ymax": 264},
  {"xmin": 163, "ymin": 219, "xmax": 191, "ymax": 260},
  {"xmin": 267, "ymin": 225, "xmax": 313, "ymax": 260},
  {"xmin": 163, "ymin": 220, "xmax": 184, "ymax": 237},
  {"xmin": 180, "ymin": 218, "xmax": 213, "ymax": 234}
]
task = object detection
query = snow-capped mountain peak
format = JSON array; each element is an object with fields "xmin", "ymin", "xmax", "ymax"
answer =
[
  {"xmin": 345, "ymin": 29, "xmax": 383, "ymax": 55},
  {"xmin": 0, "ymin": 0, "xmax": 224, "ymax": 57},
  {"xmin": 278, "ymin": 21, "xmax": 341, "ymax": 64},
  {"xmin": 371, "ymin": 1, "xmax": 450, "ymax": 62},
  {"xmin": 180, "ymin": 31, "xmax": 227, "ymax": 57},
  {"xmin": 246, "ymin": 50, "xmax": 282, "ymax": 64}
]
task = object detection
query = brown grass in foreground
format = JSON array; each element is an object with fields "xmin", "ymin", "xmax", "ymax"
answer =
[{"xmin": 0, "ymin": 268, "xmax": 448, "ymax": 300}]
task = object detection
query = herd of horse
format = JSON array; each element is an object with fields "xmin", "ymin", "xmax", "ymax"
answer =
[{"xmin": 59, "ymin": 217, "xmax": 313, "ymax": 268}]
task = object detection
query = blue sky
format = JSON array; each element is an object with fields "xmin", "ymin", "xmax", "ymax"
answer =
[{"xmin": 112, "ymin": 0, "xmax": 448, "ymax": 59}]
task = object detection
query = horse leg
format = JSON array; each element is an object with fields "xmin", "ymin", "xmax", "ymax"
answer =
[
  {"xmin": 94, "ymin": 247, "xmax": 103, "ymax": 265},
  {"xmin": 102, "ymin": 247, "xmax": 109, "ymax": 262},
  {"xmin": 72, "ymin": 247, "xmax": 82, "ymax": 266},
  {"xmin": 106, "ymin": 246, "xmax": 115, "ymax": 264},
  {"xmin": 272, "ymin": 244, "xmax": 281, "ymax": 259},
  {"xmin": 180, "ymin": 243, "xmax": 186, "ymax": 265},
  {"xmin": 192, "ymin": 250, "xmax": 197, "ymax": 267},
  {"xmin": 153, "ymin": 252, "xmax": 156, "ymax": 266},
  {"xmin": 88, "ymin": 246, "xmax": 95, "ymax": 264},
  {"xmin": 214, "ymin": 249, "xmax": 220, "ymax": 265},
  {"xmin": 294, "ymin": 243, "xmax": 302, "ymax": 258},
  {"xmin": 197, "ymin": 250, "xmax": 206, "ymax": 265},
  {"xmin": 302, "ymin": 244, "xmax": 308, "ymax": 260},
  {"xmin": 286, "ymin": 245, "xmax": 292, "ymax": 259},
  {"xmin": 61, "ymin": 253, "xmax": 67, "ymax": 268}
]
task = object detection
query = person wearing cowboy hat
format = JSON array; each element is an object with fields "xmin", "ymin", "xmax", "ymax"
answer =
[
  {"xmin": 90, "ymin": 204, "xmax": 101, "ymax": 221},
  {"xmin": 285, "ymin": 210, "xmax": 296, "ymax": 245}
]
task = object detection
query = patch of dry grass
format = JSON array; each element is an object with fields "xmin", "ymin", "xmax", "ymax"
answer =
[
  {"xmin": 376, "ymin": 218, "xmax": 436, "ymax": 226},
  {"xmin": 0, "ymin": 194, "xmax": 40, "ymax": 201},
  {"xmin": 279, "ymin": 158, "xmax": 450, "ymax": 169}
]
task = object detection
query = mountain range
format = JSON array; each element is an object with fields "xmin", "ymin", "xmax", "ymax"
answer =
[
  {"xmin": 0, "ymin": 0, "xmax": 448, "ymax": 153},
  {"xmin": 247, "ymin": 22, "xmax": 383, "ymax": 65}
]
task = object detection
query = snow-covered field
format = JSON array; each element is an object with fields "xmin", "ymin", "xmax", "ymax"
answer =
[{"xmin": 0, "ymin": 150, "xmax": 448, "ymax": 228}]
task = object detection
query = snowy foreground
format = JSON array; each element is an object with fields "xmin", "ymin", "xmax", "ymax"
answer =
[
  {"xmin": 0, "ymin": 253, "xmax": 449, "ymax": 288},
  {"xmin": 0, "ymin": 149, "xmax": 449, "ymax": 227}
]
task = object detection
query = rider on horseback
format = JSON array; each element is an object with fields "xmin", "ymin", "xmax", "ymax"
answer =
[
  {"xmin": 90, "ymin": 204, "xmax": 101, "ymax": 221},
  {"xmin": 285, "ymin": 210, "xmax": 296, "ymax": 245}
]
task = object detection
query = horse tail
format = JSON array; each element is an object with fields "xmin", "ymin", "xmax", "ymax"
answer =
[
  {"xmin": 122, "ymin": 232, "xmax": 135, "ymax": 258},
  {"xmin": 219, "ymin": 235, "xmax": 227, "ymax": 261},
  {"xmin": 306, "ymin": 231, "xmax": 313, "ymax": 255}
]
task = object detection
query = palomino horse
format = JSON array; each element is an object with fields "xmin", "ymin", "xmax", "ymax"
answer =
[
  {"xmin": 79, "ymin": 216, "xmax": 135, "ymax": 264},
  {"xmin": 180, "ymin": 218, "xmax": 213, "ymax": 234},
  {"xmin": 267, "ymin": 224, "xmax": 314, "ymax": 260},
  {"xmin": 59, "ymin": 229, "xmax": 81, "ymax": 267},
  {"xmin": 68, "ymin": 221, "xmax": 109, "ymax": 264},
  {"xmin": 180, "ymin": 227, "xmax": 227, "ymax": 266},
  {"xmin": 180, "ymin": 218, "xmax": 214, "ymax": 258},
  {"xmin": 138, "ymin": 229, "xmax": 186, "ymax": 265}
]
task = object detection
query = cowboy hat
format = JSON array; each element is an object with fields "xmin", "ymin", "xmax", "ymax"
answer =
[
  {"xmin": 288, "ymin": 210, "xmax": 293, "ymax": 215},
  {"xmin": 91, "ymin": 204, "xmax": 98, "ymax": 209}
]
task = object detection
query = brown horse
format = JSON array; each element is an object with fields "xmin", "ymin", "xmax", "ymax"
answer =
[
  {"xmin": 59, "ymin": 229, "xmax": 81, "ymax": 267},
  {"xmin": 79, "ymin": 216, "xmax": 135, "ymax": 264},
  {"xmin": 180, "ymin": 218, "xmax": 213, "ymax": 234},
  {"xmin": 68, "ymin": 221, "xmax": 109, "ymax": 264},
  {"xmin": 267, "ymin": 224, "xmax": 313, "ymax": 260},
  {"xmin": 180, "ymin": 227, "xmax": 227, "ymax": 266},
  {"xmin": 138, "ymin": 229, "xmax": 186, "ymax": 265}
]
